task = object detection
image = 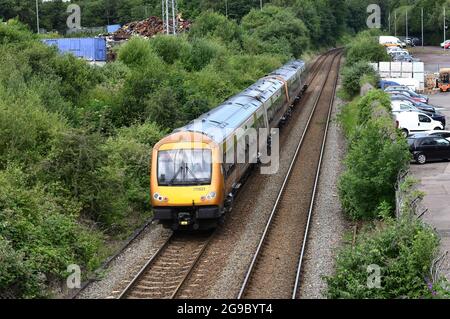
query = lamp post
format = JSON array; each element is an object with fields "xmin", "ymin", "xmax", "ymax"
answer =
[{"xmin": 35, "ymin": 0, "xmax": 40, "ymax": 34}]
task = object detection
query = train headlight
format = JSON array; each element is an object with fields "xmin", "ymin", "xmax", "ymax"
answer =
[{"xmin": 153, "ymin": 193, "xmax": 167, "ymax": 202}]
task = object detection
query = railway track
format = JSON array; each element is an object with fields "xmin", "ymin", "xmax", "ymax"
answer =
[
  {"xmin": 118, "ymin": 232, "xmax": 213, "ymax": 299},
  {"xmin": 77, "ymin": 49, "xmax": 340, "ymax": 300},
  {"xmin": 237, "ymin": 50, "xmax": 342, "ymax": 299}
]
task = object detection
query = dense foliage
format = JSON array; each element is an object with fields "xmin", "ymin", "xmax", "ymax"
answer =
[
  {"xmin": 338, "ymin": 90, "xmax": 410, "ymax": 220},
  {"xmin": 326, "ymin": 207, "xmax": 446, "ymax": 298},
  {"xmin": 0, "ymin": 4, "xmax": 319, "ymax": 297},
  {"xmin": 340, "ymin": 30, "xmax": 387, "ymax": 98}
]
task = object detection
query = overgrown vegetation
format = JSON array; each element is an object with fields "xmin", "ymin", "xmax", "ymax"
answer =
[
  {"xmin": 330, "ymin": 29, "xmax": 450, "ymax": 298},
  {"xmin": 0, "ymin": 2, "xmax": 349, "ymax": 297},
  {"xmin": 338, "ymin": 90, "xmax": 410, "ymax": 220},
  {"xmin": 327, "ymin": 188, "xmax": 449, "ymax": 298},
  {"xmin": 340, "ymin": 30, "xmax": 388, "ymax": 98}
]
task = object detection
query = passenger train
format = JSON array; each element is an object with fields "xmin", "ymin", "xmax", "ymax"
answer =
[{"xmin": 150, "ymin": 60, "xmax": 309, "ymax": 230}]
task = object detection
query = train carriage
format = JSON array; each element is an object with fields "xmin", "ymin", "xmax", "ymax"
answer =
[{"xmin": 150, "ymin": 60, "xmax": 307, "ymax": 230}]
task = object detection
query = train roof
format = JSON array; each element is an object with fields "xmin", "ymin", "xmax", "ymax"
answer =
[
  {"xmin": 175, "ymin": 60, "xmax": 306, "ymax": 143},
  {"xmin": 270, "ymin": 60, "xmax": 306, "ymax": 81}
]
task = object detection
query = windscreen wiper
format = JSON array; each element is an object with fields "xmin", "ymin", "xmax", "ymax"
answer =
[
  {"xmin": 185, "ymin": 164, "xmax": 201, "ymax": 185},
  {"xmin": 169, "ymin": 164, "xmax": 184, "ymax": 185}
]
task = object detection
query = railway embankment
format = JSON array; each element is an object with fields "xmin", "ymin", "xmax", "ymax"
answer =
[{"xmin": 323, "ymin": 30, "xmax": 450, "ymax": 298}]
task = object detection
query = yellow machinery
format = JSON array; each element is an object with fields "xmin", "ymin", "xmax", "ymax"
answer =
[{"xmin": 439, "ymin": 68, "xmax": 450, "ymax": 92}]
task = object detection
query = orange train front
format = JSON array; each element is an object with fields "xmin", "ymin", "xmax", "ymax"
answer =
[{"xmin": 150, "ymin": 60, "xmax": 307, "ymax": 230}]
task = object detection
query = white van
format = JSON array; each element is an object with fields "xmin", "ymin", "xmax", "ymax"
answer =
[
  {"xmin": 395, "ymin": 111, "xmax": 443, "ymax": 136},
  {"xmin": 391, "ymin": 100, "xmax": 417, "ymax": 112},
  {"xmin": 379, "ymin": 36, "xmax": 405, "ymax": 48}
]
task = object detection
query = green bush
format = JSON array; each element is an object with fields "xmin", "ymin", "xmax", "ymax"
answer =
[
  {"xmin": 338, "ymin": 90, "xmax": 410, "ymax": 220},
  {"xmin": 118, "ymin": 37, "xmax": 162, "ymax": 69},
  {"xmin": 151, "ymin": 35, "xmax": 192, "ymax": 65},
  {"xmin": 326, "ymin": 214, "xmax": 443, "ymax": 298},
  {"xmin": 341, "ymin": 62, "xmax": 378, "ymax": 98},
  {"xmin": 241, "ymin": 5, "xmax": 310, "ymax": 58},
  {"xmin": 0, "ymin": 166, "xmax": 103, "ymax": 298},
  {"xmin": 345, "ymin": 30, "xmax": 390, "ymax": 66},
  {"xmin": 189, "ymin": 11, "xmax": 242, "ymax": 45}
]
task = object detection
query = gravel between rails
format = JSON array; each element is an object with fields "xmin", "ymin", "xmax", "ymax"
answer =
[
  {"xmin": 297, "ymin": 64, "xmax": 350, "ymax": 299},
  {"xmin": 175, "ymin": 53, "xmax": 339, "ymax": 299},
  {"xmin": 76, "ymin": 222, "xmax": 171, "ymax": 299},
  {"xmin": 240, "ymin": 54, "xmax": 340, "ymax": 299}
]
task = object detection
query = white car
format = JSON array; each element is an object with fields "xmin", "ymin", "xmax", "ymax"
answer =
[
  {"xmin": 440, "ymin": 40, "xmax": 450, "ymax": 48},
  {"xmin": 395, "ymin": 111, "xmax": 443, "ymax": 136}
]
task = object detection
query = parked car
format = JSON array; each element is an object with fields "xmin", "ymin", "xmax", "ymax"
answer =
[
  {"xmin": 408, "ymin": 136, "xmax": 450, "ymax": 164},
  {"xmin": 387, "ymin": 47, "xmax": 404, "ymax": 54},
  {"xmin": 390, "ymin": 95, "xmax": 436, "ymax": 113},
  {"xmin": 379, "ymin": 80, "xmax": 400, "ymax": 90},
  {"xmin": 386, "ymin": 86, "xmax": 429, "ymax": 101},
  {"xmin": 389, "ymin": 50, "xmax": 409, "ymax": 58},
  {"xmin": 393, "ymin": 54, "xmax": 413, "ymax": 62},
  {"xmin": 404, "ymin": 38, "xmax": 415, "ymax": 47},
  {"xmin": 445, "ymin": 42, "xmax": 450, "ymax": 50},
  {"xmin": 386, "ymin": 85, "xmax": 416, "ymax": 93},
  {"xmin": 440, "ymin": 40, "xmax": 450, "ymax": 48},
  {"xmin": 395, "ymin": 111, "xmax": 443, "ymax": 137},
  {"xmin": 409, "ymin": 130, "xmax": 450, "ymax": 140},
  {"xmin": 386, "ymin": 89, "xmax": 429, "ymax": 104},
  {"xmin": 391, "ymin": 100, "xmax": 446, "ymax": 127}
]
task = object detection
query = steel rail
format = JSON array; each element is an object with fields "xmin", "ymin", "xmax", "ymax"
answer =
[
  {"xmin": 292, "ymin": 52, "xmax": 343, "ymax": 299},
  {"xmin": 237, "ymin": 50, "xmax": 342, "ymax": 299},
  {"xmin": 117, "ymin": 234, "xmax": 173, "ymax": 299}
]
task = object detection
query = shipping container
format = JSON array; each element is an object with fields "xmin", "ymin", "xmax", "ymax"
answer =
[{"xmin": 42, "ymin": 38, "xmax": 107, "ymax": 61}]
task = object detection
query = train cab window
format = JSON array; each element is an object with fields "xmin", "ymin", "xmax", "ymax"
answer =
[{"xmin": 157, "ymin": 149, "xmax": 212, "ymax": 186}]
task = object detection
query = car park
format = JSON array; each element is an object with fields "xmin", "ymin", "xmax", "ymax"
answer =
[
  {"xmin": 395, "ymin": 111, "xmax": 443, "ymax": 137},
  {"xmin": 408, "ymin": 136, "xmax": 450, "ymax": 164},
  {"xmin": 391, "ymin": 101, "xmax": 446, "ymax": 127}
]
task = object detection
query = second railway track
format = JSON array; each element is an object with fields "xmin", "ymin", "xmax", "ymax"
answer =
[{"xmin": 238, "ymin": 51, "xmax": 342, "ymax": 299}]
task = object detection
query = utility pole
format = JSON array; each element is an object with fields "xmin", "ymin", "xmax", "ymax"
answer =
[
  {"xmin": 388, "ymin": 11, "xmax": 391, "ymax": 34},
  {"xmin": 225, "ymin": 0, "xmax": 228, "ymax": 18},
  {"xmin": 394, "ymin": 10, "xmax": 397, "ymax": 37},
  {"xmin": 445, "ymin": 7, "xmax": 447, "ymax": 50},
  {"xmin": 35, "ymin": 0, "xmax": 40, "ymax": 34},
  {"xmin": 260, "ymin": 0, "xmax": 263, "ymax": 10},
  {"xmin": 406, "ymin": 9, "xmax": 408, "ymax": 40},
  {"xmin": 421, "ymin": 7, "xmax": 424, "ymax": 48}
]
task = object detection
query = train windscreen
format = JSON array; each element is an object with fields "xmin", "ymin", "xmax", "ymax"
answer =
[{"xmin": 157, "ymin": 149, "xmax": 212, "ymax": 186}]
